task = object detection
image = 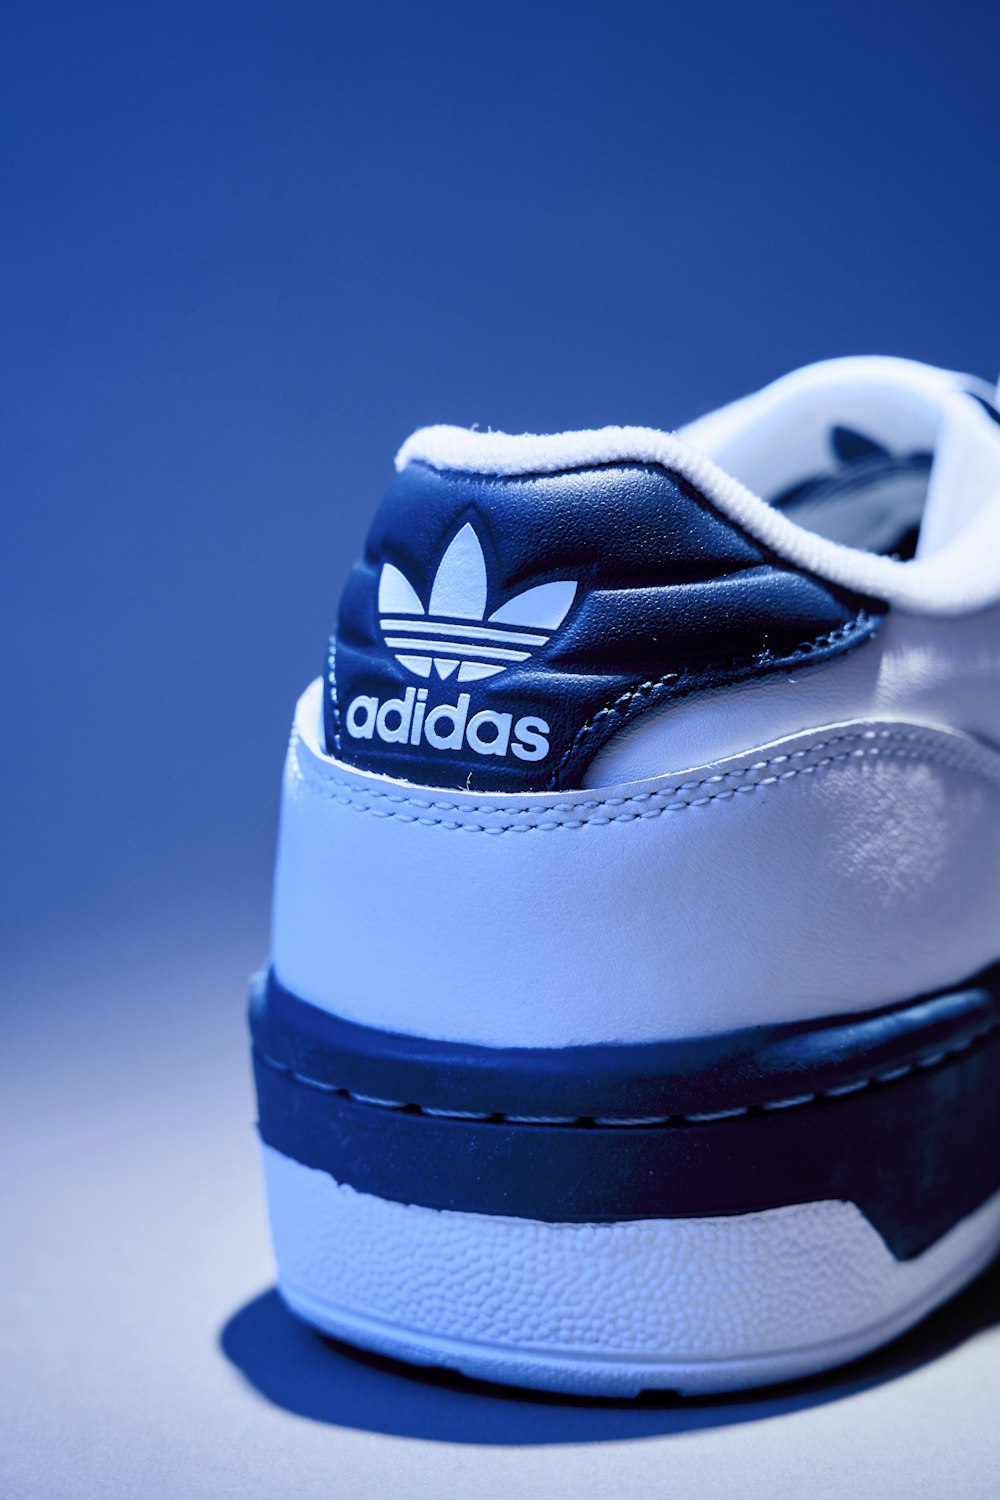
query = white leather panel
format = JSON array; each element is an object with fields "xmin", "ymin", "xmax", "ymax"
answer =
[
  {"xmin": 270, "ymin": 681, "xmax": 1000, "ymax": 1046},
  {"xmin": 590, "ymin": 601, "xmax": 1000, "ymax": 783}
]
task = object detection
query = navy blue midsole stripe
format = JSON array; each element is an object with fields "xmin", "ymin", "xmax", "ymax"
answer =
[
  {"xmin": 252, "ymin": 965, "xmax": 1000, "ymax": 1258},
  {"xmin": 252, "ymin": 963, "xmax": 1000, "ymax": 1120},
  {"xmin": 254, "ymin": 1028, "xmax": 1000, "ymax": 1260}
]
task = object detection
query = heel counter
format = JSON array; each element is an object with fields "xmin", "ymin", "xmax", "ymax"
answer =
[
  {"xmin": 273, "ymin": 686, "xmax": 1000, "ymax": 1046},
  {"xmin": 329, "ymin": 447, "xmax": 882, "ymax": 793}
]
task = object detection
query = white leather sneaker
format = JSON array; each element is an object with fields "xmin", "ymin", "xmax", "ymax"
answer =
[{"xmin": 251, "ymin": 355, "xmax": 1000, "ymax": 1395}]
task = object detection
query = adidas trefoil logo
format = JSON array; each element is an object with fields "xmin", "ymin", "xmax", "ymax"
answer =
[
  {"xmin": 346, "ymin": 523, "xmax": 578, "ymax": 765},
  {"xmin": 378, "ymin": 522, "xmax": 577, "ymax": 682}
]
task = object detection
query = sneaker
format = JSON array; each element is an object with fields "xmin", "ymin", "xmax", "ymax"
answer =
[{"xmin": 250, "ymin": 355, "xmax": 1000, "ymax": 1396}]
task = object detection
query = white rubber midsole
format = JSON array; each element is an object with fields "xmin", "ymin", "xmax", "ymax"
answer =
[{"xmin": 262, "ymin": 1145, "xmax": 1000, "ymax": 1395}]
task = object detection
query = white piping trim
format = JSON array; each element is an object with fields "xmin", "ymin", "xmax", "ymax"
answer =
[{"xmin": 395, "ymin": 400, "xmax": 1000, "ymax": 618}]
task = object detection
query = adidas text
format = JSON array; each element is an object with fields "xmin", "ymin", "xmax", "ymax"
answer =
[{"xmin": 345, "ymin": 689, "xmax": 550, "ymax": 761}]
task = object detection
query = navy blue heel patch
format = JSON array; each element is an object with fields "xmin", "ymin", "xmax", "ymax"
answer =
[{"xmin": 331, "ymin": 459, "xmax": 885, "ymax": 791}]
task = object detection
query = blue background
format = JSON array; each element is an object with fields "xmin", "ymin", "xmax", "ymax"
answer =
[
  {"xmin": 5, "ymin": 6, "xmax": 1000, "ymax": 1494},
  {"xmin": 4, "ymin": 0, "xmax": 1000, "ymax": 971}
]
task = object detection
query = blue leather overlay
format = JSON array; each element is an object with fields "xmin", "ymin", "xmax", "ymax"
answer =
[
  {"xmin": 769, "ymin": 425, "xmax": 932, "ymax": 560},
  {"xmin": 771, "ymin": 425, "xmax": 933, "ymax": 513},
  {"xmin": 251, "ymin": 964, "xmax": 1000, "ymax": 1260},
  {"xmin": 329, "ymin": 460, "xmax": 885, "ymax": 790}
]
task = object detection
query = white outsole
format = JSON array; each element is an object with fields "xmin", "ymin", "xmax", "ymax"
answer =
[{"xmin": 262, "ymin": 1145, "xmax": 1000, "ymax": 1397}]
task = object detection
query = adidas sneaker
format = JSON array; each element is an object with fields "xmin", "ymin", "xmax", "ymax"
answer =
[{"xmin": 250, "ymin": 355, "xmax": 1000, "ymax": 1396}]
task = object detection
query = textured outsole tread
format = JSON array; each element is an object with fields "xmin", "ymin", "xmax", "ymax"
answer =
[{"xmin": 263, "ymin": 1149, "xmax": 1000, "ymax": 1397}]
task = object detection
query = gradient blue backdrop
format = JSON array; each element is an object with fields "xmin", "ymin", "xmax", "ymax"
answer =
[
  {"xmin": 4, "ymin": 0, "xmax": 1000, "ymax": 973},
  {"xmin": 6, "ymin": 7, "xmax": 1000, "ymax": 1494}
]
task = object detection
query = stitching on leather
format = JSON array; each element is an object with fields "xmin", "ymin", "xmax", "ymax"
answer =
[
  {"xmin": 325, "ymin": 607, "xmax": 877, "ymax": 792},
  {"xmin": 298, "ymin": 727, "xmax": 934, "ymax": 816},
  {"xmin": 255, "ymin": 1014, "xmax": 1000, "ymax": 1127},
  {"xmin": 295, "ymin": 733, "xmax": 1000, "ymax": 834},
  {"xmin": 547, "ymin": 611, "xmax": 878, "ymax": 789},
  {"xmin": 327, "ymin": 639, "xmax": 342, "ymax": 758}
]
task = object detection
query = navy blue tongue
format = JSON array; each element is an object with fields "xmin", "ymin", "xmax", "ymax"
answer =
[{"xmin": 328, "ymin": 454, "xmax": 883, "ymax": 793}]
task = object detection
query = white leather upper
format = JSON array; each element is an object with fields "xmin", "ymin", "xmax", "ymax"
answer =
[
  {"xmin": 274, "ymin": 358, "xmax": 1000, "ymax": 1046},
  {"xmin": 590, "ymin": 599, "xmax": 1000, "ymax": 782},
  {"xmin": 271, "ymin": 680, "xmax": 1000, "ymax": 1046}
]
